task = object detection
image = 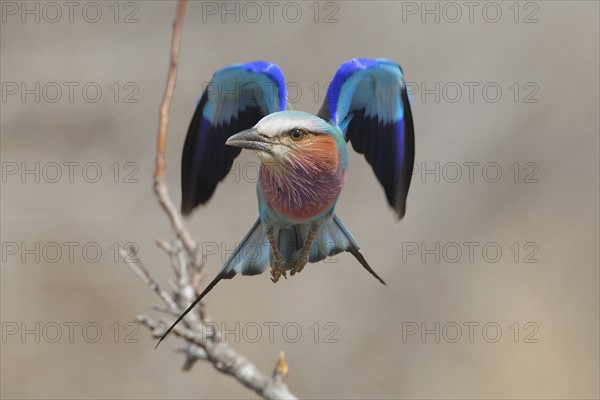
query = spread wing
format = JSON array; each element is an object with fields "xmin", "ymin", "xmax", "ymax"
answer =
[
  {"xmin": 181, "ymin": 61, "xmax": 287, "ymax": 215},
  {"xmin": 318, "ymin": 58, "xmax": 415, "ymax": 219}
]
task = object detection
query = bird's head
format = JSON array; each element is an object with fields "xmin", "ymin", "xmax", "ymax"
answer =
[{"xmin": 225, "ymin": 111, "xmax": 347, "ymax": 169}]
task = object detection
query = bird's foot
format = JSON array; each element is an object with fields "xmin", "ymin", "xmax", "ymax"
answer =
[
  {"xmin": 270, "ymin": 260, "xmax": 287, "ymax": 283},
  {"xmin": 290, "ymin": 251, "xmax": 308, "ymax": 276}
]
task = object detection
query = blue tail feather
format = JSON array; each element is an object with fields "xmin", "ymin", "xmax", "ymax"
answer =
[
  {"xmin": 272, "ymin": 214, "xmax": 386, "ymax": 284},
  {"xmin": 225, "ymin": 218, "xmax": 270, "ymax": 277},
  {"xmin": 155, "ymin": 214, "xmax": 384, "ymax": 348}
]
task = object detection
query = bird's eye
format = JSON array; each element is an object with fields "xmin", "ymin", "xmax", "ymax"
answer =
[{"xmin": 290, "ymin": 129, "xmax": 305, "ymax": 141}]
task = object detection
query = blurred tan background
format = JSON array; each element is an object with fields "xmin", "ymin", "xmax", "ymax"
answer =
[{"xmin": 1, "ymin": 1, "xmax": 598, "ymax": 398}]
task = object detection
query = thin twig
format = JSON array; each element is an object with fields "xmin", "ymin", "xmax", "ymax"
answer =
[
  {"xmin": 152, "ymin": 0, "xmax": 197, "ymax": 257},
  {"xmin": 121, "ymin": 249, "xmax": 180, "ymax": 313},
  {"xmin": 177, "ymin": 344, "xmax": 208, "ymax": 371}
]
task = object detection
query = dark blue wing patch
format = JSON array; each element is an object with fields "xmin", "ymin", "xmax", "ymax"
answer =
[
  {"xmin": 181, "ymin": 61, "xmax": 287, "ymax": 215},
  {"xmin": 318, "ymin": 58, "xmax": 415, "ymax": 219}
]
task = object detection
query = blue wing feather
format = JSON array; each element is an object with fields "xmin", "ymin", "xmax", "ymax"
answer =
[
  {"xmin": 318, "ymin": 58, "xmax": 415, "ymax": 219},
  {"xmin": 181, "ymin": 61, "xmax": 287, "ymax": 215}
]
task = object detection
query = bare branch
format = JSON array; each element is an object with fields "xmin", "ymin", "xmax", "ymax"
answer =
[
  {"xmin": 152, "ymin": 0, "xmax": 196, "ymax": 257},
  {"xmin": 137, "ymin": 316, "xmax": 297, "ymax": 400},
  {"xmin": 123, "ymin": 2, "xmax": 298, "ymax": 399}
]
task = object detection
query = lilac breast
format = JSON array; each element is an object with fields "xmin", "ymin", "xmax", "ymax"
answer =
[{"xmin": 260, "ymin": 159, "xmax": 345, "ymax": 222}]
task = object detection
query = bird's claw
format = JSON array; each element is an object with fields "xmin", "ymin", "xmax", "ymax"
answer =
[
  {"xmin": 270, "ymin": 260, "xmax": 287, "ymax": 283},
  {"xmin": 290, "ymin": 251, "xmax": 308, "ymax": 276}
]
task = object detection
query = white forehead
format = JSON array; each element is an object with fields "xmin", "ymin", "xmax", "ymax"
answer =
[{"xmin": 255, "ymin": 111, "xmax": 328, "ymax": 137}]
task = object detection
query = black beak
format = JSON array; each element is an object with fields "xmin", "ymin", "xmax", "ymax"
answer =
[{"xmin": 226, "ymin": 129, "xmax": 274, "ymax": 153}]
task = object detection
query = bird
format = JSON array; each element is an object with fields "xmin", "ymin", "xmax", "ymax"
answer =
[{"xmin": 157, "ymin": 58, "xmax": 415, "ymax": 347}]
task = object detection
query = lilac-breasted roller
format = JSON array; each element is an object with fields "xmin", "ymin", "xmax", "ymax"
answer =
[{"xmin": 158, "ymin": 58, "xmax": 415, "ymax": 346}]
